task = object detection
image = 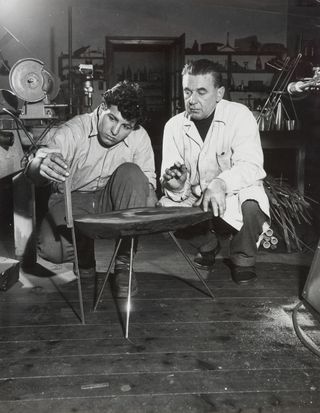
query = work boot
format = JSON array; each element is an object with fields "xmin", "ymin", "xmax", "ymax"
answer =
[
  {"xmin": 110, "ymin": 258, "xmax": 138, "ymax": 298},
  {"xmin": 193, "ymin": 244, "xmax": 221, "ymax": 270},
  {"xmin": 231, "ymin": 265, "xmax": 257, "ymax": 285}
]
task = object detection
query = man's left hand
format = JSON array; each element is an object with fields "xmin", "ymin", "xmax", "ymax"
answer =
[{"xmin": 194, "ymin": 178, "xmax": 227, "ymax": 216}]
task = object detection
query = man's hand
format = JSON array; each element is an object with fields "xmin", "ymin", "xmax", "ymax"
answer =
[
  {"xmin": 194, "ymin": 178, "xmax": 227, "ymax": 216},
  {"xmin": 38, "ymin": 150, "xmax": 69, "ymax": 183},
  {"xmin": 146, "ymin": 184, "xmax": 159, "ymax": 207},
  {"xmin": 162, "ymin": 162, "xmax": 187, "ymax": 191}
]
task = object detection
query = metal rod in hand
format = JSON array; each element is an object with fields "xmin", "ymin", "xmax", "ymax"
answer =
[
  {"xmin": 64, "ymin": 178, "xmax": 85, "ymax": 324},
  {"xmin": 71, "ymin": 226, "xmax": 86, "ymax": 324}
]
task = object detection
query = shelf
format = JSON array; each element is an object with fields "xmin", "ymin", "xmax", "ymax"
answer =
[
  {"xmin": 185, "ymin": 51, "xmax": 278, "ymax": 56},
  {"xmin": 185, "ymin": 50, "xmax": 279, "ymax": 108},
  {"xmin": 231, "ymin": 70, "xmax": 274, "ymax": 74},
  {"xmin": 58, "ymin": 54, "xmax": 106, "ymax": 81},
  {"xmin": 134, "ymin": 81, "xmax": 164, "ymax": 87},
  {"xmin": 230, "ymin": 90, "xmax": 269, "ymax": 94},
  {"xmin": 59, "ymin": 54, "xmax": 105, "ymax": 60}
]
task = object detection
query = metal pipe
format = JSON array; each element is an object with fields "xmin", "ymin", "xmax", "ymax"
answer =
[
  {"xmin": 125, "ymin": 237, "xmax": 135, "ymax": 339},
  {"xmin": 68, "ymin": 6, "xmax": 73, "ymax": 117},
  {"xmin": 94, "ymin": 238, "xmax": 123, "ymax": 311},
  {"xmin": 168, "ymin": 231, "xmax": 215, "ymax": 299}
]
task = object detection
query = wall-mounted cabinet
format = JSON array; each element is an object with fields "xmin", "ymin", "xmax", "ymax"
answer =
[
  {"xmin": 58, "ymin": 53, "xmax": 105, "ymax": 81},
  {"xmin": 57, "ymin": 52, "xmax": 107, "ymax": 115}
]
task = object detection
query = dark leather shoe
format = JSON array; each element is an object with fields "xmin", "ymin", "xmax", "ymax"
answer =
[
  {"xmin": 193, "ymin": 244, "xmax": 221, "ymax": 270},
  {"xmin": 110, "ymin": 261, "xmax": 138, "ymax": 298},
  {"xmin": 231, "ymin": 265, "xmax": 257, "ymax": 285}
]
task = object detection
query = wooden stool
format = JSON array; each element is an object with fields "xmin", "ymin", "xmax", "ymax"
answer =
[{"xmin": 64, "ymin": 181, "xmax": 215, "ymax": 338}]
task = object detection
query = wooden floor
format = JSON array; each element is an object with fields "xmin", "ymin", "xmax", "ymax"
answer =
[{"xmin": 1, "ymin": 232, "xmax": 320, "ymax": 413}]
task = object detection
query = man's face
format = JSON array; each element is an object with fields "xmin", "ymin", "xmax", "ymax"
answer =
[
  {"xmin": 97, "ymin": 104, "xmax": 136, "ymax": 147},
  {"xmin": 183, "ymin": 73, "xmax": 225, "ymax": 120}
]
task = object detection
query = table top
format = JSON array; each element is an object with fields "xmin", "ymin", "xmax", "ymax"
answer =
[{"xmin": 74, "ymin": 206, "xmax": 213, "ymax": 239}]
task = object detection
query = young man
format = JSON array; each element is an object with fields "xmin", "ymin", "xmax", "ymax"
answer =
[
  {"xmin": 160, "ymin": 59, "xmax": 270, "ymax": 285},
  {"xmin": 25, "ymin": 81, "xmax": 157, "ymax": 297}
]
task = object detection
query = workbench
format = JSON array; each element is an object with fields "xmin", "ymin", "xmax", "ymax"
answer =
[
  {"xmin": 261, "ymin": 130, "xmax": 306, "ymax": 195},
  {"xmin": 0, "ymin": 120, "xmax": 57, "ymax": 266}
]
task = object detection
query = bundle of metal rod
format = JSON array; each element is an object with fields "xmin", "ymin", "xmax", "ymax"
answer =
[
  {"xmin": 261, "ymin": 228, "xmax": 279, "ymax": 250},
  {"xmin": 257, "ymin": 54, "xmax": 302, "ymax": 130}
]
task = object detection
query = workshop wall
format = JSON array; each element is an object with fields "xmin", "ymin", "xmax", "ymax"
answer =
[
  {"xmin": 0, "ymin": 0, "xmax": 289, "ymax": 78},
  {"xmin": 1, "ymin": 0, "xmax": 320, "ymax": 214}
]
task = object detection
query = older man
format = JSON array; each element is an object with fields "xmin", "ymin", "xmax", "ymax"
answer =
[{"xmin": 160, "ymin": 59, "xmax": 270, "ymax": 284}]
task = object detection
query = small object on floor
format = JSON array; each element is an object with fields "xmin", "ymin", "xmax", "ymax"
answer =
[
  {"xmin": 110, "ymin": 262, "xmax": 138, "ymax": 298},
  {"xmin": 231, "ymin": 265, "xmax": 257, "ymax": 285},
  {"xmin": 193, "ymin": 244, "xmax": 221, "ymax": 270},
  {"xmin": 73, "ymin": 264, "xmax": 96, "ymax": 279},
  {"xmin": 0, "ymin": 257, "xmax": 20, "ymax": 291},
  {"xmin": 81, "ymin": 382, "xmax": 109, "ymax": 390}
]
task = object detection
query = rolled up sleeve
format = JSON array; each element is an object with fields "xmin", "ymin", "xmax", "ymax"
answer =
[{"xmin": 132, "ymin": 128, "xmax": 157, "ymax": 189}]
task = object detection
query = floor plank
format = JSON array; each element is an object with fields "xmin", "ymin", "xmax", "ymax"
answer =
[
  {"xmin": 1, "ymin": 369, "xmax": 320, "ymax": 401},
  {"xmin": 0, "ymin": 232, "xmax": 320, "ymax": 412},
  {"xmin": 1, "ymin": 392, "xmax": 320, "ymax": 413}
]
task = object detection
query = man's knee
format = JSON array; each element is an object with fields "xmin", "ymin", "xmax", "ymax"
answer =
[
  {"xmin": 241, "ymin": 200, "xmax": 267, "ymax": 230},
  {"xmin": 114, "ymin": 162, "xmax": 146, "ymax": 184},
  {"xmin": 112, "ymin": 163, "xmax": 149, "ymax": 198},
  {"xmin": 37, "ymin": 216, "xmax": 74, "ymax": 264},
  {"xmin": 241, "ymin": 200, "xmax": 260, "ymax": 219}
]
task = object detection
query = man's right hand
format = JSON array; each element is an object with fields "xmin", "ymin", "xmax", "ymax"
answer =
[
  {"xmin": 38, "ymin": 150, "xmax": 69, "ymax": 183},
  {"xmin": 194, "ymin": 178, "xmax": 227, "ymax": 216},
  {"xmin": 162, "ymin": 161, "xmax": 187, "ymax": 191}
]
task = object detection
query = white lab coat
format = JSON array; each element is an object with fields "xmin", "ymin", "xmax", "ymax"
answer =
[{"xmin": 160, "ymin": 99, "xmax": 270, "ymax": 230}]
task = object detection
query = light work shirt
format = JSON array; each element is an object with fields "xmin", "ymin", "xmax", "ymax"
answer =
[{"xmin": 38, "ymin": 108, "xmax": 156, "ymax": 193}]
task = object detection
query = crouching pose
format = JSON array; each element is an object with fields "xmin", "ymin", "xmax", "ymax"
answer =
[
  {"xmin": 25, "ymin": 81, "xmax": 157, "ymax": 296},
  {"xmin": 160, "ymin": 59, "xmax": 270, "ymax": 284}
]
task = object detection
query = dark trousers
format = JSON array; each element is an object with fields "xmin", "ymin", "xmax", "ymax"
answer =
[
  {"xmin": 37, "ymin": 163, "xmax": 156, "ymax": 268},
  {"xmin": 177, "ymin": 200, "xmax": 268, "ymax": 267}
]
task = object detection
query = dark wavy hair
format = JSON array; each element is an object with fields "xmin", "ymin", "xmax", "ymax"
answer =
[
  {"xmin": 182, "ymin": 59, "xmax": 224, "ymax": 88},
  {"xmin": 103, "ymin": 81, "xmax": 146, "ymax": 129}
]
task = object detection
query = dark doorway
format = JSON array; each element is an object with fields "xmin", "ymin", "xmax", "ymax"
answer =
[{"xmin": 105, "ymin": 35, "xmax": 185, "ymax": 193}]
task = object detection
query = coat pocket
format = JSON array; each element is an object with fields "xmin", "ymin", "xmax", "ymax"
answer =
[{"xmin": 216, "ymin": 150, "xmax": 232, "ymax": 171}]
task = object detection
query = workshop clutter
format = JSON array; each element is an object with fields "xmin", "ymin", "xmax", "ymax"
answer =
[
  {"xmin": 263, "ymin": 175, "xmax": 314, "ymax": 253},
  {"xmin": 261, "ymin": 228, "xmax": 279, "ymax": 250},
  {"xmin": 0, "ymin": 257, "xmax": 19, "ymax": 291}
]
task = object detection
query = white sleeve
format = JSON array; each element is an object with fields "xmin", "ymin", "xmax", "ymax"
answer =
[{"xmin": 160, "ymin": 119, "xmax": 191, "ymax": 201}]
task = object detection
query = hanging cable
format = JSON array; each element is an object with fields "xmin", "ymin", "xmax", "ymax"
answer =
[{"xmin": 2, "ymin": 107, "xmax": 36, "ymax": 147}]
